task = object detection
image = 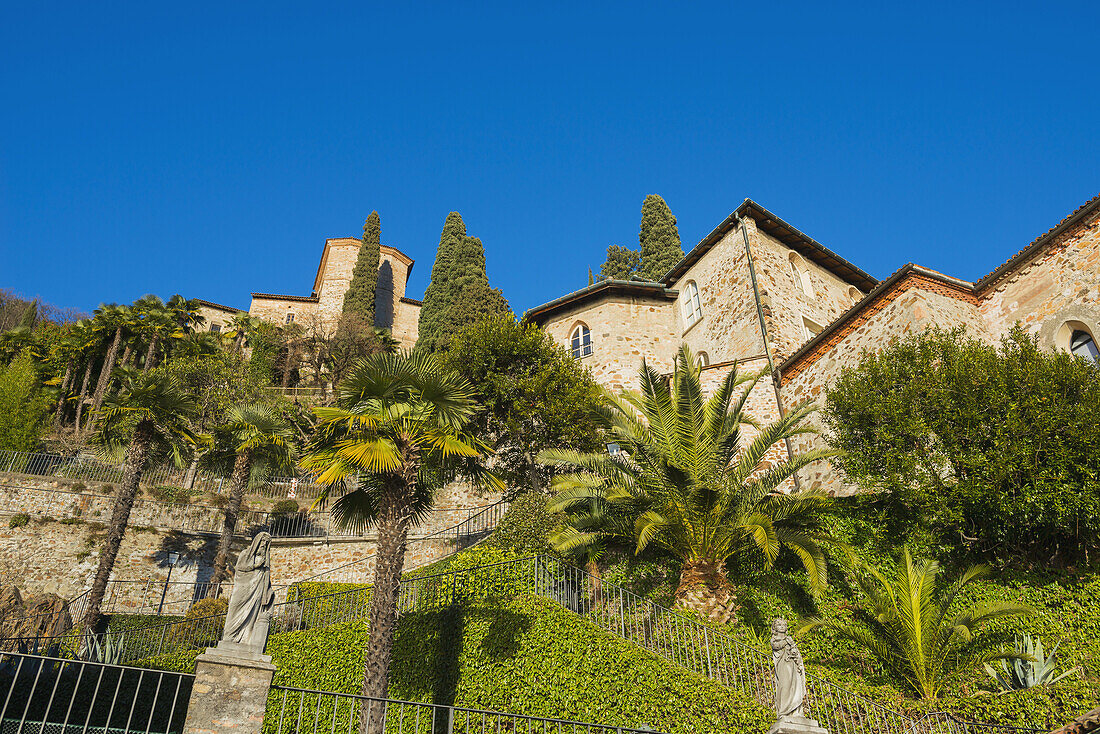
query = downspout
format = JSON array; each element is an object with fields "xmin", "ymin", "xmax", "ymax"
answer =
[{"xmin": 737, "ymin": 216, "xmax": 803, "ymax": 492}]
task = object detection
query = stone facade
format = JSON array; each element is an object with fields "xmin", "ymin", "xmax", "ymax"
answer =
[
  {"xmin": 206, "ymin": 238, "xmax": 421, "ymax": 348},
  {"xmin": 528, "ymin": 194, "xmax": 1100, "ymax": 497}
]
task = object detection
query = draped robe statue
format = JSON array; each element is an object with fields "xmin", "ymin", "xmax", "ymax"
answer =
[
  {"xmin": 221, "ymin": 532, "xmax": 275, "ymax": 652},
  {"xmin": 768, "ymin": 618, "xmax": 829, "ymax": 734}
]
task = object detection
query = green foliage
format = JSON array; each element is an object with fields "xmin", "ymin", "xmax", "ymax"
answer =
[
  {"xmin": 264, "ymin": 595, "xmax": 771, "ymax": 734},
  {"xmin": 598, "ymin": 244, "xmax": 640, "ymax": 281},
  {"xmin": 442, "ymin": 316, "xmax": 603, "ymax": 490},
  {"xmin": 168, "ymin": 597, "xmax": 227, "ymax": 646},
  {"xmin": 985, "ymin": 634, "xmax": 1079, "ymax": 691},
  {"xmin": 483, "ymin": 493, "xmax": 561, "ymax": 555},
  {"xmin": 8, "ymin": 513, "xmax": 30, "ymax": 528},
  {"xmin": 801, "ymin": 548, "xmax": 1034, "ymax": 700},
  {"xmin": 160, "ymin": 350, "xmax": 275, "ymax": 434},
  {"xmin": 417, "ymin": 212, "xmax": 510, "ymax": 354},
  {"xmin": 636, "ymin": 195, "xmax": 683, "ymax": 281},
  {"xmin": 544, "ymin": 344, "xmax": 838, "ymax": 600},
  {"xmin": 824, "ymin": 326, "xmax": 1100, "ymax": 563},
  {"xmin": 271, "ymin": 499, "xmax": 300, "ymax": 515},
  {"xmin": 245, "ymin": 320, "xmax": 287, "ymax": 385},
  {"xmin": 0, "ymin": 351, "xmax": 49, "ymax": 450},
  {"xmin": 342, "ymin": 211, "xmax": 381, "ymax": 324}
]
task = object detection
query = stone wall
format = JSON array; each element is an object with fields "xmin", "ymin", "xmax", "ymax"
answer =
[
  {"xmin": 782, "ymin": 276, "xmax": 990, "ymax": 495},
  {"xmin": 980, "ymin": 206, "xmax": 1100, "ymax": 352},
  {"xmin": 541, "ymin": 294, "xmax": 680, "ymax": 393},
  {"xmin": 248, "ymin": 295, "xmax": 317, "ymax": 328},
  {"xmin": 0, "ymin": 474, "xmax": 500, "ymax": 609},
  {"xmin": 746, "ymin": 218, "xmax": 867, "ymax": 363},
  {"xmin": 672, "ymin": 225, "xmax": 765, "ymax": 364}
]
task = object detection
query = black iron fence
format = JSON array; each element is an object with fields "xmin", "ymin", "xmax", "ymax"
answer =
[
  {"xmin": 0, "ymin": 651, "xmax": 193, "ymax": 734},
  {"xmin": 265, "ymin": 687, "xmax": 665, "ymax": 734}
]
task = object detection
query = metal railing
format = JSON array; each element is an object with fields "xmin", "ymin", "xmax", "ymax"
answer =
[
  {"xmin": 0, "ymin": 650, "xmax": 193, "ymax": 734},
  {"xmin": 0, "ymin": 448, "xmax": 328, "ymax": 500},
  {"xmin": 265, "ymin": 687, "xmax": 666, "ymax": 734}
]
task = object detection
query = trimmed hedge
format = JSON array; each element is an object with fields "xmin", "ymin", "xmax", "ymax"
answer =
[{"xmin": 265, "ymin": 594, "xmax": 771, "ymax": 734}]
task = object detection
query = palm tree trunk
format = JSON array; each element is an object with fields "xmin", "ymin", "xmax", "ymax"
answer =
[
  {"xmin": 674, "ymin": 557, "xmax": 738, "ymax": 625},
  {"xmin": 210, "ymin": 450, "xmax": 253, "ymax": 595},
  {"xmin": 120, "ymin": 342, "xmax": 133, "ymax": 368},
  {"xmin": 82, "ymin": 420, "xmax": 153, "ymax": 636},
  {"xmin": 359, "ymin": 467, "xmax": 416, "ymax": 734},
  {"xmin": 182, "ymin": 456, "xmax": 200, "ymax": 490},
  {"xmin": 52, "ymin": 363, "xmax": 73, "ymax": 430},
  {"xmin": 74, "ymin": 359, "xmax": 95, "ymax": 434},
  {"xmin": 144, "ymin": 333, "xmax": 161, "ymax": 373},
  {"xmin": 90, "ymin": 327, "xmax": 123, "ymax": 422}
]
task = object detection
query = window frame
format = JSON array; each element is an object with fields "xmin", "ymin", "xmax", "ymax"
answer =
[
  {"xmin": 681, "ymin": 281, "xmax": 703, "ymax": 327},
  {"xmin": 570, "ymin": 323, "xmax": 593, "ymax": 359}
]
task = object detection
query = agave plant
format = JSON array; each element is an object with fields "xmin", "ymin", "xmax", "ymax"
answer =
[
  {"xmin": 82, "ymin": 631, "xmax": 127, "ymax": 665},
  {"xmin": 985, "ymin": 634, "xmax": 1078, "ymax": 691}
]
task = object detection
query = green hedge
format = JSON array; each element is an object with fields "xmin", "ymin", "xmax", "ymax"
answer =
[{"xmin": 264, "ymin": 594, "xmax": 771, "ymax": 734}]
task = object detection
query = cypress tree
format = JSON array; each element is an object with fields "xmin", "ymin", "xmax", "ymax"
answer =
[
  {"xmin": 588, "ymin": 268, "xmax": 594, "ymax": 286},
  {"xmin": 637, "ymin": 194, "xmax": 684, "ymax": 281},
  {"xmin": 598, "ymin": 245, "xmax": 640, "ymax": 281},
  {"xmin": 343, "ymin": 211, "xmax": 382, "ymax": 324},
  {"xmin": 417, "ymin": 212, "xmax": 510, "ymax": 353}
]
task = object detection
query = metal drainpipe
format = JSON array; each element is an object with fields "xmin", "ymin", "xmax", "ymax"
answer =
[{"xmin": 737, "ymin": 216, "xmax": 803, "ymax": 493}]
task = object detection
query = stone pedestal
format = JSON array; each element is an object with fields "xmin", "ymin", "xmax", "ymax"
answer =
[
  {"xmin": 768, "ymin": 715, "xmax": 830, "ymax": 734},
  {"xmin": 183, "ymin": 645, "xmax": 276, "ymax": 734}
]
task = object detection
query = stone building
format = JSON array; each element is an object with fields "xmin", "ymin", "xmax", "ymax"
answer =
[
  {"xmin": 527, "ymin": 194, "xmax": 1100, "ymax": 496},
  {"xmin": 202, "ymin": 237, "xmax": 422, "ymax": 348}
]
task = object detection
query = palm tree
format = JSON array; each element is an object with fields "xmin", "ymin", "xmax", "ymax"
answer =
[
  {"xmin": 166, "ymin": 294, "xmax": 205, "ymax": 334},
  {"xmin": 208, "ymin": 404, "xmax": 296, "ymax": 593},
  {"xmin": 301, "ymin": 351, "xmax": 500, "ymax": 725},
  {"xmin": 89, "ymin": 304, "xmax": 135, "ymax": 424},
  {"xmin": 800, "ymin": 548, "xmax": 1033, "ymax": 700},
  {"xmin": 82, "ymin": 367, "xmax": 201, "ymax": 634},
  {"xmin": 226, "ymin": 313, "xmax": 262, "ymax": 353},
  {"xmin": 542, "ymin": 344, "xmax": 837, "ymax": 623},
  {"xmin": 133, "ymin": 295, "xmax": 175, "ymax": 371}
]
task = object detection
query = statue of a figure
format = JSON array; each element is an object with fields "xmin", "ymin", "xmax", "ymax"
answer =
[
  {"xmin": 221, "ymin": 532, "xmax": 275, "ymax": 652},
  {"xmin": 771, "ymin": 618, "xmax": 807, "ymax": 719},
  {"xmin": 768, "ymin": 619, "xmax": 829, "ymax": 734}
]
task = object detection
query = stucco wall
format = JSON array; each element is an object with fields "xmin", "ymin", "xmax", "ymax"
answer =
[{"xmin": 541, "ymin": 295, "xmax": 679, "ymax": 393}]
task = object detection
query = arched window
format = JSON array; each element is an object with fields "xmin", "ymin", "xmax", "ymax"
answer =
[
  {"xmin": 788, "ymin": 254, "xmax": 814, "ymax": 297},
  {"xmin": 681, "ymin": 281, "xmax": 703, "ymax": 326},
  {"xmin": 847, "ymin": 286, "xmax": 862, "ymax": 305},
  {"xmin": 1071, "ymin": 329, "xmax": 1099, "ymax": 360},
  {"xmin": 570, "ymin": 323, "xmax": 592, "ymax": 359},
  {"xmin": 697, "ymin": 351, "xmax": 710, "ymax": 367}
]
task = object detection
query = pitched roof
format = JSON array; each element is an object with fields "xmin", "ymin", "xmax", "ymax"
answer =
[
  {"xmin": 195, "ymin": 298, "xmax": 245, "ymax": 314},
  {"xmin": 662, "ymin": 199, "xmax": 878, "ymax": 292},
  {"xmin": 524, "ymin": 279, "xmax": 678, "ymax": 324},
  {"xmin": 250, "ymin": 292, "xmax": 318, "ymax": 303},
  {"xmin": 975, "ymin": 192, "xmax": 1100, "ymax": 291}
]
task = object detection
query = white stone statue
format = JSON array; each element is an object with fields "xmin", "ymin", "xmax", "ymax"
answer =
[
  {"xmin": 768, "ymin": 618, "xmax": 829, "ymax": 734},
  {"xmin": 220, "ymin": 532, "xmax": 275, "ymax": 653}
]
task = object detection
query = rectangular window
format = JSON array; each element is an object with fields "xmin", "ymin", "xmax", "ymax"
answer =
[
  {"xmin": 286, "ymin": 313, "xmax": 295, "ymax": 324},
  {"xmin": 210, "ymin": 324, "xmax": 221, "ymax": 333},
  {"xmin": 802, "ymin": 316, "xmax": 824, "ymax": 340}
]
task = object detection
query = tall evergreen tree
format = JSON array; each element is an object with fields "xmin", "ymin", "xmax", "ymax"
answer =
[
  {"xmin": 417, "ymin": 212, "xmax": 509, "ymax": 353},
  {"xmin": 637, "ymin": 194, "xmax": 683, "ymax": 281},
  {"xmin": 587, "ymin": 267, "xmax": 594, "ymax": 286},
  {"xmin": 598, "ymin": 244, "xmax": 640, "ymax": 281},
  {"xmin": 343, "ymin": 211, "xmax": 381, "ymax": 324}
]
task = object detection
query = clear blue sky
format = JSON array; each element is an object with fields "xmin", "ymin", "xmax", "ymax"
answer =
[{"xmin": 2, "ymin": 2, "xmax": 1097, "ymax": 317}]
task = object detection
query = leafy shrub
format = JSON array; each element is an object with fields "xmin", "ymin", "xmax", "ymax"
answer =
[
  {"xmin": 167, "ymin": 597, "xmax": 228, "ymax": 648},
  {"xmin": 264, "ymin": 595, "xmax": 772, "ymax": 734},
  {"xmin": 145, "ymin": 485, "xmax": 198, "ymax": 504},
  {"xmin": 69, "ymin": 481, "xmax": 86, "ymax": 492},
  {"xmin": 824, "ymin": 327, "xmax": 1100, "ymax": 564},
  {"xmin": 288, "ymin": 581, "xmax": 371, "ymax": 630},
  {"xmin": 8, "ymin": 513, "xmax": 29, "ymax": 528},
  {"xmin": 483, "ymin": 492, "xmax": 561, "ymax": 555},
  {"xmin": 206, "ymin": 492, "xmax": 229, "ymax": 508},
  {"xmin": 271, "ymin": 499, "xmax": 300, "ymax": 516},
  {"xmin": 0, "ymin": 352, "xmax": 49, "ymax": 451}
]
